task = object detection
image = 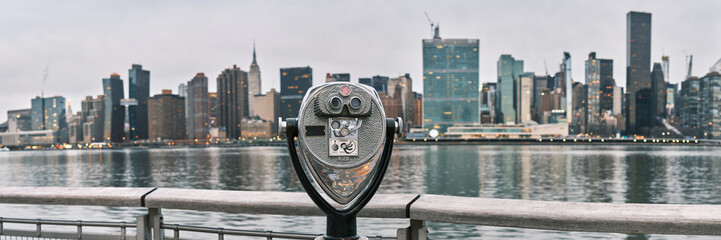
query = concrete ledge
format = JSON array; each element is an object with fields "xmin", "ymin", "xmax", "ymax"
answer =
[
  {"xmin": 143, "ymin": 188, "xmax": 416, "ymax": 218},
  {"xmin": 0, "ymin": 187, "xmax": 154, "ymax": 207},
  {"xmin": 410, "ymin": 194, "xmax": 721, "ymax": 235}
]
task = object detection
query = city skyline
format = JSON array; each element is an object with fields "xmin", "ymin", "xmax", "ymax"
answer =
[{"xmin": 2, "ymin": 1, "xmax": 721, "ymax": 123}]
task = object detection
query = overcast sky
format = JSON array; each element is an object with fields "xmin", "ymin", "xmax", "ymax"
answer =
[{"xmin": 2, "ymin": 0, "xmax": 720, "ymax": 123}]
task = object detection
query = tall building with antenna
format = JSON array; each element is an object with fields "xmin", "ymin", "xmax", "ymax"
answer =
[{"xmin": 248, "ymin": 43, "xmax": 262, "ymax": 116}]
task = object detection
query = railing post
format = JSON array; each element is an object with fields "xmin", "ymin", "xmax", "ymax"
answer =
[
  {"xmin": 136, "ymin": 213, "xmax": 151, "ymax": 240},
  {"xmin": 150, "ymin": 208, "xmax": 165, "ymax": 240},
  {"xmin": 35, "ymin": 218, "xmax": 41, "ymax": 237},
  {"xmin": 77, "ymin": 220, "xmax": 82, "ymax": 239},
  {"xmin": 410, "ymin": 219, "xmax": 427, "ymax": 240}
]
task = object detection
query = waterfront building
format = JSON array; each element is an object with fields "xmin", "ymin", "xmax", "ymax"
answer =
[
  {"xmin": 381, "ymin": 74, "xmax": 415, "ymax": 132},
  {"xmin": 31, "ymin": 96, "xmax": 66, "ymax": 132},
  {"xmin": 585, "ymin": 52, "xmax": 615, "ymax": 129},
  {"xmin": 563, "ymin": 52, "xmax": 573, "ymax": 125},
  {"xmin": 148, "ymin": 90, "xmax": 186, "ymax": 140},
  {"xmin": 651, "ymin": 63, "xmax": 667, "ymax": 118},
  {"xmin": 326, "ymin": 73, "xmax": 350, "ymax": 83},
  {"xmin": 252, "ymin": 88, "xmax": 280, "ymax": 136},
  {"xmin": 248, "ymin": 45, "xmax": 262, "ymax": 116},
  {"xmin": 103, "ymin": 74, "xmax": 125, "ymax": 142},
  {"xmin": 7, "ymin": 109, "xmax": 31, "ymax": 133},
  {"xmin": 0, "ymin": 130, "xmax": 56, "ymax": 146},
  {"xmin": 187, "ymin": 73, "xmax": 210, "ymax": 140},
  {"xmin": 128, "ymin": 64, "xmax": 150, "ymax": 140},
  {"xmin": 700, "ymin": 72, "xmax": 721, "ymax": 139},
  {"xmin": 178, "ymin": 83, "xmax": 189, "ymax": 131},
  {"xmin": 217, "ymin": 65, "xmax": 249, "ymax": 139},
  {"xmin": 496, "ymin": 55, "xmax": 523, "ymax": 124},
  {"xmin": 422, "ymin": 30, "xmax": 479, "ymax": 133},
  {"xmin": 412, "ymin": 92, "xmax": 423, "ymax": 129},
  {"xmin": 279, "ymin": 66, "xmax": 312, "ymax": 119},
  {"xmin": 679, "ymin": 76, "xmax": 700, "ymax": 130},
  {"xmin": 240, "ymin": 117, "xmax": 273, "ymax": 138},
  {"xmin": 480, "ymin": 83, "xmax": 496, "ymax": 124},
  {"xmin": 626, "ymin": 11, "xmax": 653, "ymax": 132},
  {"xmin": 68, "ymin": 110, "xmax": 84, "ymax": 144},
  {"xmin": 359, "ymin": 75, "xmax": 389, "ymax": 95},
  {"xmin": 209, "ymin": 92, "xmax": 218, "ymax": 128},
  {"xmin": 571, "ymin": 82, "xmax": 587, "ymax": 133},
  {"xmin": 532, "ymin": 75, "xmax": 551, "ymax": 123},
  {"xmin": 445, "ymin": 123, "xmax": 568, "ymax": 139},
  {"xmin": 517, "ymin": 73, "xmax": 533, "ymax": 123},
  {"xmin": 81, "ymin": 95, "xmax": 105, "ymax": 143}
]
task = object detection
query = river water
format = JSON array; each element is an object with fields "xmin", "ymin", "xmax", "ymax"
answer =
[{"xmin": 1, "ymin": 144, "xmax": 721, "ymax": 239}]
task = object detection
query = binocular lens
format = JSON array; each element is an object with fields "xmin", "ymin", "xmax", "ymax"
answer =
[
  {"xmin": 330, "ymin": 97, "xmax": 342, "ymax": 109},
  {"xmin": 350, "ymin": 97, "xmax": 361, "ymax": 109}
]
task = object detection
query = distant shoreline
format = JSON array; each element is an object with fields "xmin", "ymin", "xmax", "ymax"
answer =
[{"xmin": 3, "ymin": 137, "xmax": 719, "ymax": 151}]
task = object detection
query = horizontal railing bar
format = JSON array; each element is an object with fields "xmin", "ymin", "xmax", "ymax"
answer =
[
  {"xmin": 0, "ymin": 229, "xmax": 133, "ymax": 240},
  {"xmin": 411, "ymin": 194, "xmax": 721, "ymax": 236},
  {"xmin": 4, "ymin": 187, "xmax": 721, "ymax": 236},
  {"xmin": 0, "ymin": 217, "xmax": 137, "ymax": 228},
  {"xmin": 161, "ymin": 223, "xmax": 319, "ymax": 239}
]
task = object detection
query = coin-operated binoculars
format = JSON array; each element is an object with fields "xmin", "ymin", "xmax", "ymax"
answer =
[{"xmin": 279, "ymin": 82, "xmax": 402, "ymax": 240}]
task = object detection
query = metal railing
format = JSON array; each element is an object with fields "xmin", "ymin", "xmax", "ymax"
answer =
[{"xmin": 3, "ymin": 187, "xmax": 721, "ymax": 239}]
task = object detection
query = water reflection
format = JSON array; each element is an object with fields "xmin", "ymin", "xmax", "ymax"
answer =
[{"xmin": 2, "ymin": 145, "xmax": 721, "ymax": 239}]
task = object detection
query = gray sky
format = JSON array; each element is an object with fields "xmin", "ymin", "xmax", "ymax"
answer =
[{"xmin": 2, "ymin": 0, "xmax": 720, "ymax": 123}]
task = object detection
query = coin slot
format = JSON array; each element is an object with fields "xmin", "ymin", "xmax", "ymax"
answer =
[{"xmin": 305, "ymin": 125, "xmax": 326, "ymax": 136}]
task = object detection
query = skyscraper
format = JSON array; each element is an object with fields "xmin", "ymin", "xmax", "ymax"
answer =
[
  {"xmin": 679, "ymin": 77, "xmax": 700, "ymax": 130},
  {"xmin": 217, "ymin": 65, "xmax": 249, "ymax": 139},
  {"xmin": 380, "ymin": 74, "xmax": 415, "ymax": 132},
  {"xmin": 31, "ymin": 96, "xmax": 66, "ymax": 131},
  {"xmin": 209, "ymin": 92, "xmax": 217, "ymax": 128},
  {"xmin": 496, "ymin": 54, "xmax": 524, "ymax": 124},
  {"xmin": 279, "ymin": 66, "xmax": 312, "ymax": 119},
  {"xmin": 148, "ymin": 90, "xmax": 186, "ymax": 140},
  {"xmin": 700, "ymin": 72, "xmax": 721, "ymax": 138},
  {"xmin": 103, "ymin": 74, "xmax": 125, "ymax": 142},
  {"xmin": 563, "ymin": 52, "xmax": 573, "ymax": 125},
  {"xmin": 252, "ymin": 88, "xmax": 280, "ymax": 135},
  {"xmin": 187, "ymin": 73, "xmax": 210, "ymax": 140},
  {"xmin": 128, "ymin": 64, "xmax": 150, "ymax": 140},
  {"xmin": 248, "ymin": 44, "xmax": 261, "ymax": 116},
  {"xmin": 423, "ymin": 35, "xmax": 479, "ymax": 132},
  {"xmin": 359, "ymin": 75, "xmax": 389, "ymax": 95},
  {"xmin": 480, "ymin": 83, "xmax": 496, "ymax": 124},
  {"xmin": 517, "ymin": 73, "xmax": 533, "ymax": 123},
  {"xmin": 651, "ymin": 63, "xmax": 666, "ymax": 118},
  {"xmin": 585, "ymin": 52, "xmax": 614, "ymax": 129},
  {"xmin": 626, "ymin": 11, "xmax": 652, "ymax": 132},
  {"xmin": 81, "ymin": 95, "xmax": 104, "ymax": 143}
]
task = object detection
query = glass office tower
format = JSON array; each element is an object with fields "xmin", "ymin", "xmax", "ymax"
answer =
[{"xmin": 423, "ymin": 37, "xmax": 479, "ymax": 133}]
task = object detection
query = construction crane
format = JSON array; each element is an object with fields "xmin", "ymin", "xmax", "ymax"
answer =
[
  {"xmin": 424, "ymin": 12, "xmax": 439, "ymax": 39},
  {"xmin": 544, "ymin": 60, "xmax": 549, "ymax": 76}
]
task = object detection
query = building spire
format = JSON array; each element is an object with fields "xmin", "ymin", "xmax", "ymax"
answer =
[{"xmin": 252, "ymin": 40, "xmax": 257, "ymax": 65}]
